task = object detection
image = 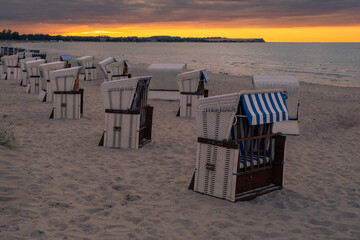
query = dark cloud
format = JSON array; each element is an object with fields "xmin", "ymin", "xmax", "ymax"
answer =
[{"xmin": 1, "ymin": 0, "xmax": 360, "ymax": 27}]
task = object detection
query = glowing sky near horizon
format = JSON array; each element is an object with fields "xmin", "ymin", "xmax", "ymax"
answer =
[{"xmin": 1, "ymin": 0, "xmax": 360, "ymax": 42}]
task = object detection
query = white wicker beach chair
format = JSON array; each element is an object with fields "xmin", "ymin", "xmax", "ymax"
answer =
[
  {"xmin": 189, "ymin": 89, "xmax": 289, "ymax": 202},
  {"xmin": 19, "ymin": 57, "xmax": 39, "ymax": 86},
  {"xmin": 99, "ymin": 57, "xmax": 131, "ymax": 81},
  {"xmin": 39, "ymin": 61, "xmax": 66, "ymax": 102},
  {"xmin": 176, "ymin": 69, "xmax": 210, "ymax": 118},
  {"xmin": 26, "ymin": 59, "xmax": 46, "ymax": 94},
  {"xmin": 252, "ymin": 75, "xmax": 300, "ymax": 135},
  {"xmin": 76, "ymin": 56, "xmax": 97, "ymax": 81},
  {"xmin": 49, "ymin": 66, "xmax": 83, "ymax": 120},
  {"xmin": 2, "ymin": 55, "xmax": 21, "ymax": 80},
  {"xmin": 99, "ymin": 76, "xmax": 153, "ymax": 149},
  {"xmin": 148, "ymin": 63, "xmax": 187, "ymax": 91},
  {"xmin": 0, "ymin": 57, "xmax": 6, "ymax": 80},
  {"xmin": 99, "ymin": 57, "xmax": 115, "ymax": 80}
]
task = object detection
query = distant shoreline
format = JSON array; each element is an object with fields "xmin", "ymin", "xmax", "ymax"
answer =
[{"xmin": 0, "ymin": 30, "xmax": 265, "ymax": 43}]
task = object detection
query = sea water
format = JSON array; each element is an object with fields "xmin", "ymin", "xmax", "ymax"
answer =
[{"xmin": 15, "ymin": 41, "xmax": 360, "ymax": 87}]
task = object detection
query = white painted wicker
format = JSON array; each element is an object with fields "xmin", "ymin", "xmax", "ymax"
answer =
[
  {"xmin": 99, "ymin": 57, "xmax": 116, "ymax": 80},
  {"xmin": 39, "ymin": 61, "xmax": 66, "ymax": 102},
  {"xmin": 50, "ymin": 67, "xmax": 82, "ymax": 119},
  {"xmin": 177, "ymin": 69, "xmax": 208, "ymax": 118},
  {"xmin": 2, "ymin": 55, "xmax": 18, "ymax": 67},
  {"xmin": 20, "ymin": 58, "xmax": 38, "ymax": 86},
  {"xmin": 1, "ymin": 57, "xmax": 7, "ymax": 79},
  {"xmin": 100, "ymin": 76, "xmax": 151, "ymax": 149},
  {"xmin": 108, "ymin": 61, "xmax": 126, "ymax": 81},
  {"xmin": 101, "ymin": 78, "xmax": 139, "ymax": 110},
  {"xmin": 26, "ymin": 59, "xmax": 46, "ymax": 94},
  {"xmin": 179, "ymin": 95, "xmax": 202, "ymax": 118},
  {"xmin": 2, "ymin": 55, "xmax": 20, "ymax": 80},
  {"xmin": 177, "ymin": 69, "xmax": 205, "ymax": 92},
  {"xmin": 193, "ymin": 89, "xmax": 287, "ymax": 201},
  {"xmin": 76, "ymin": 56, "xmax": 97, "ymax": 81}
]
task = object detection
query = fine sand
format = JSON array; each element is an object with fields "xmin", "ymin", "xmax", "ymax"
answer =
[{"xmin": 0, "ymin": 52, "xmax": 360, "ymax": 240}]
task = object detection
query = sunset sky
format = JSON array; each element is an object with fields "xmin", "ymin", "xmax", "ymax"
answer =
[{"xmin": 1, "ymin": 0, "xmax": 360, "ymax": 42}]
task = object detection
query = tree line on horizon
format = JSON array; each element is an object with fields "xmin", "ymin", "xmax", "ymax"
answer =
[{"xmin": 0, "ymin": 29, "xmax": 265, "ymax": 43}]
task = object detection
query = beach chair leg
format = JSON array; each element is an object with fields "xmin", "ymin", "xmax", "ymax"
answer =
[
  {"xmin": 273, "ymin": 135, "xmax": 286, "ymax": 186},
  {"xmin": 80, "ymin": 89, "xmax": 84, "ymax": 116},
  {"xmin": 176, "ymin": 107, "xmax": 180, "ymax": 117},
  {"xmin": 98, "ymin": 131, "xmax": 105, "ymax": 146},
  {"xmin": 49, "ymin": 108, "xmax": 54, "ymax": 119},
  {"xmin": 144, "ymin": 106, "xmax": 153, "ymax": 140},
  {"xmin": 188, "ymin": 172, "xmax": 195, "ymax": 190}
]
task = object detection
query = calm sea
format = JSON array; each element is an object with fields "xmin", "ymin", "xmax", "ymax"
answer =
[{"xmin": 15, "ymin": 42, "xmax": 360, "ymax": 87}]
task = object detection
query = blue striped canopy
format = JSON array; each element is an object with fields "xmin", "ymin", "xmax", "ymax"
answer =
[{"xmin": 242, "ymin": 92, "xmax": 289, "ymax": 125}]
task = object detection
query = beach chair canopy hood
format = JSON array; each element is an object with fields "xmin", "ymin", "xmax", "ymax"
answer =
[
  {"xmin": 99, "ymin": 57, "xmax": 116, "ymax": 77},
  {"xmin": 76, "ymin": 56, "xmax": 93, "ymax": 65},
  {"xmin": 252, "ymin": 75, "xmax": 298, "ymax": 120},
  {"xmin": 241, "ymin": 92, "xmax": 289, "ymax": 125},
  {"xmin": 196, "ymin": 90, "xmax": 289, "ymax": 140},
  {"xmin": 20, "ymin": 58, "xmax": 38, "ymax": 70},
  {"xmin": 100, "ymin": 76, "xmax": 152, "ymax": 110},
  {"xmin": 26, "ymin": 59, "xmax": 46, "ymax": 76},
  {"xmin": 2, "ymin": 55, "xmax": 19, "ymax": 67},
  {"xmin": 39, "ymin": 61, "xmax": 66, "ymax": 80},
  {"xmin": 176, "ymin": 69, "xmax": 209, "ymax": 92},
  {"xmin": 50, "ymin": 66, "xmax": 81, "ymax": 91}
]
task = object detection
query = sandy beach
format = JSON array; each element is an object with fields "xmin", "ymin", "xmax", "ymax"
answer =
[{"xmin": 0, "ymin": 53, "xmax": 360, "ymax": 239}]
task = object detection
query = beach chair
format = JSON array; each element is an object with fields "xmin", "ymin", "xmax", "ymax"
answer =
[
  {"xmin": 25, "ymin": 52, "xmax": 34, "ymax": 58},
  {"xmin": 39, "ymin": 61, "xmax": 66, "ymax": 102},
  {"xmin": 99, "ymin": 57, "xmax": 131, "ymax": 81},
  {"xmin": 49, "ymin": 66, "xmax": 83, "ymax": 120},
  {"xmin": 3, "ymin": 47, "xmax": 9, "ymax": 55},
  {"xmin": 189, "ymin": 89, "xmax": 288, "ymax": 201},
  {"xmin": 99, "ymin": 76, "xmax": 153, "ymax": 149},
  {"xmin": 32, "ymin": 53, "xmax": 47, "ymax": 60},
  {"xmin": 0, "ymin": 57, "xmax": 6, "ymax": 80},
  {"xmin": 176, "ymin": 69, "xmax": 210, "ymax": 118},
  {"xmin": 147, "ymin": 63, "xmax": 187, "ymax": 100},
  {"xmin": 19, "ymin": 57, "xmax": 39, "ymax": 86},
  {"xmin": 8, "ymin": 47, "xmax": 14, "ymax": 55},
  {"xmin": 76, "ymin": 56, "xmax": 97, "ymax": 81},
  {"xmin": 148, "ymin": 63, "xmax": 187, "ymax": 91},
  {"xmin": 59, "ymin": 55, "xmax": 72, "ymax": 68},
  {"xmin": 26, "ymin": 59, "xmax": 46, "ymax": 94},
  {"xmin": 2, "ymin": 55, "xmax": 21, "ymax": 80},
  {"xmin": 252, "ymin": 75, "xmax": 300, "ymax": 135}
]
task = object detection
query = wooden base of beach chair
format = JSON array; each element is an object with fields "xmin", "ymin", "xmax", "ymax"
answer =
[
  {"xmin": 189, "ymin": 135, "xmax": 286, "ymax": 202},
  {"xmin": 52, "ymin": 89, "xmax": 83, "ymax": 119},
  {"xmin": 100, "ymin": 106, "xmax": 153, "ymax": 149}
]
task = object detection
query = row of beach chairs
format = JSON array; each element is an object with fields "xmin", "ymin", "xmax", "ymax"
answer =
[{"xmin": 1, "ymin": 50, "xmax": 300, "ymax": 202}]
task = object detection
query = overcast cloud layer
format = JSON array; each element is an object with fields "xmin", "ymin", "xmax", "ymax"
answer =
[{"xmin": 1, "ymin": 0, "xmax": 360, "ymax": 27}]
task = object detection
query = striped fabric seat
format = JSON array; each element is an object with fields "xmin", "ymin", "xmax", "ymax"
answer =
[
  {"xmin": 239, "ymin": 155, "xmax": 271, "ymax": 169},
  {"xmin": 242, "ymin": 92, "xmax": 289, "ymax": 125}
]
